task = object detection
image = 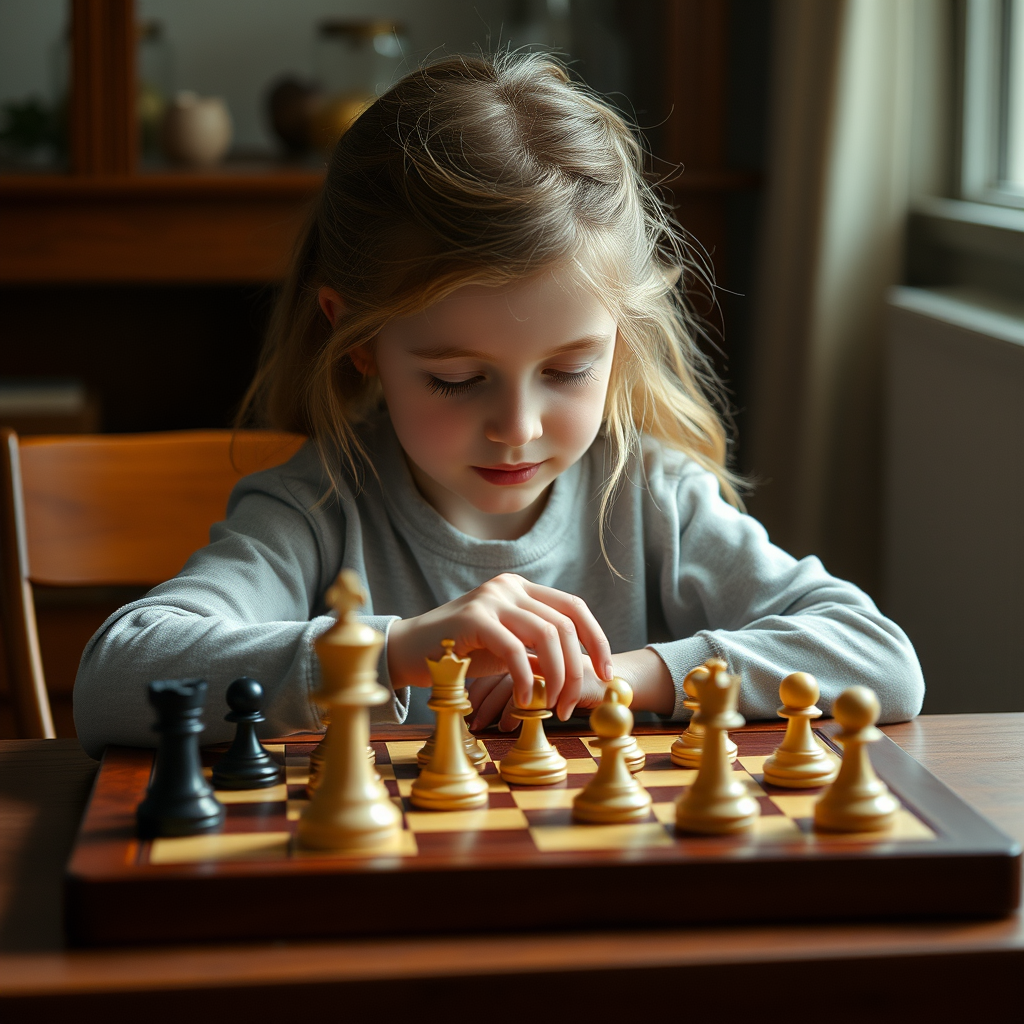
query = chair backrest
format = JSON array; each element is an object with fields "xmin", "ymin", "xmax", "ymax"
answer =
[{"xmin": 0, "ymin": 429, "xmax": 306, "ymax": 737}]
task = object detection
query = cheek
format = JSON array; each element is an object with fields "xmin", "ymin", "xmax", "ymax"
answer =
[
  {"xmin": 550, "ymin": 386, "xmax": 607, "ymax": 451},
  {"xmin": 381, "ymin": 379, "xmax": 470, "ymax": 462}
]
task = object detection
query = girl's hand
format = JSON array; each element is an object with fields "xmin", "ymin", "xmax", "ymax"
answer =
[
  {"xmin": 386, "ymin": 573, "xmax": 612, "ymax": 719},
  {"xmin": 468, "ymin": 662, "xmax": 608, "ymax": 731}
]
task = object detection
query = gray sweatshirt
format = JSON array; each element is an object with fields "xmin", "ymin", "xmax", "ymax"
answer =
[{"xmin": 73, "ymin": 414, "xmax": 924, "ymax": 758}]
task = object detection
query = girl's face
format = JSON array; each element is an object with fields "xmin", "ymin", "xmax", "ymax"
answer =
[{"xmin": 362, "ymin": 270, "xmax": 617, "ymax": 540}]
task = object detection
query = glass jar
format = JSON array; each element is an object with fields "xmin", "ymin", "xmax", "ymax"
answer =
[{"xmin": 311, "ymin": 20, "xmax": 406, "ymax": 150}]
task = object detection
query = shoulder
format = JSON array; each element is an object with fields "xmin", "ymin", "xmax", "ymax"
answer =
[
  {"xmin": 229, "ymin": 440, "xmax": 334, "ymax": 515},
  {"xmin": 638, "ymin": 435, "xmax": 737, "ymax": 524},
  {"xmin": 229, "ymin": 415, "xmax": 391, "ymax": 516}
]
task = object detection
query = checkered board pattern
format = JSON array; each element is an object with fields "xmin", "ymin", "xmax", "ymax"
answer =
[
  {"xmin": 66, "ymin": 723, "xmax": 1020, "ymax": 944},
  {"xmin": 145, "ymin": 730, "xmax": 934, "ymax": 866}
]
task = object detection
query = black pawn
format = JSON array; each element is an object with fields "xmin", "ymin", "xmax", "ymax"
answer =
[
  {"xmin": 137, "ymin": 679, "xmax": 225, "ymax": 839},
  {"xmin": 211, "ymin": 677, "xmax": 284, "ymax": 790}
]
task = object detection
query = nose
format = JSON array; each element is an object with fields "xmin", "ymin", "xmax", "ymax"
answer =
[{"xmin": 483, "ymin": 382, "xmax": 543, "ymax": 450}]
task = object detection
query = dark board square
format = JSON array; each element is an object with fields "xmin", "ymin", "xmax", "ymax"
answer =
[
  {"xmin": 487, "ymin": 792, "xmax": 518, "ymax": 809},
  {"xmin": 416, "ymin": 828, "xmax": 536, "ymax": 857}
]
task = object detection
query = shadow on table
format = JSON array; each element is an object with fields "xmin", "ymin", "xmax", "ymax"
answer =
[{"xmin": 0, "ymin": 739, "xmax": 98, "ymax": 951}]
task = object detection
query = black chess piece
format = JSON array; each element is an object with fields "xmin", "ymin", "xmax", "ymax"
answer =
[
  {"xmin": 210, "ymin": 677, "xmax": 284, "ymax": 790},
  {"xmin": 137, "ymin": 678, "xmax": 225, "ymax": 839}
]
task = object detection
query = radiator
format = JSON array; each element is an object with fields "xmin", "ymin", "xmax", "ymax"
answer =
[{"xmin": 885, "ymin": 286, "xmax": 1024, "ymax": 713}]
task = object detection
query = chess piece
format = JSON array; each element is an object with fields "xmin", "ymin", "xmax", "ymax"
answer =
[
  {"xmin": 417, "ymin": 699, "xmax": 488, "ymax": 772},
  {"xmin": 297, "ymin": 570, "xmax": 402, "ymax": 852},
  {"xmin": 670, "ymin": 658, "xmax": 738, "ymax": 768},
  {"xmin": 137, "ymin": 678, "xmax": 225, "ymax": 839},
  {"xmin": 762, "ymin": 672, "xmax": 839, "ymax": 789},
  {"xmin": 573, "ymin": 682, "xmax": 653, "ymax": 823},
  {"xmin": 211, "ymin": 677, "xmax": 285, "ymax": 790},
  {"xmin": 605, "ymin": 676, "xmax": 645, "ymax": 773},
  {"xmin": 675, "ymin": 664, "xmax": 759, "ymax": 834},
  {"xmin": 498, "ymin": 676, "xmax": 568, "ymax": 785},
  {"xmin": 814, "ymin": 686, "xmax": 900, "ymax": 833},
  {"xmin": 306, "ymin": 711, "xmax": 375, "ymax": 797},
  {"xmin": 410, "ymin": 640, "xmax": 489, "ymax": 810}
]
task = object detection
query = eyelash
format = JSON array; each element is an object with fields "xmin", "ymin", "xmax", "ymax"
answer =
[{"xmin": 425, "ymin": 368, "xmax": 597, "ymax": 398}]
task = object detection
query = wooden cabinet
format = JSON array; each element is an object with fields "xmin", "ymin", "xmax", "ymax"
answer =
[{"xmin": 1, "ymin": 0, "xmax": 758, "ymax": 289}]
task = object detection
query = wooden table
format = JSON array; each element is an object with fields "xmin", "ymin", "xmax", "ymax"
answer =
[{"xmin": 1, "ymin": 715, "xmax": 1020, "ymax": 1022}]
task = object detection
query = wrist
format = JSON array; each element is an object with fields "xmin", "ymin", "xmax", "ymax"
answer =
[
  {"xmin": 610, "ymin": 648, "xmax": 674, "ymax": 716},
  {"xmin": 385, "ymin": 617, "xmax": 416, "ymax": 687}
]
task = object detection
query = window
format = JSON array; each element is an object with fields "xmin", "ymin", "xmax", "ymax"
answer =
[{"xmin": 962, "ymin": 0, "xmax": 1024, "ymax": 206}]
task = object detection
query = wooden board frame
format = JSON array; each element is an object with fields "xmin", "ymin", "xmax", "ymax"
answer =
[{"xmin": 64, "ymin": 723, "xmax": 1021, "ymax": 946}]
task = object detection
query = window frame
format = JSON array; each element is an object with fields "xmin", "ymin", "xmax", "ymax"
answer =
[{"xmin": 960, "ymin": 0, "xmax": 1024, "ymax": 207}]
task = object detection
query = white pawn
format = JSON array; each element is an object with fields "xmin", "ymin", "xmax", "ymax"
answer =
[
  {"xmin": 762, "ymin": 672, "xmax": 838, "ymax": 788},
  {"xmin": 572, "ymin": 683, "xmax": 652, "ymax": 824},
  {"xmin": 605, "ymin": 677, "xmax": 645, "ymax": 774},
  {"xmin": 814, "ymin": 686, "xmax": 900, "ymax": 833}
]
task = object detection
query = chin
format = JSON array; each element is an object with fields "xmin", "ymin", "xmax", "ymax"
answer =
[{"xmin": 467, "ymin": 485, "xmax": 546, "ymax": 516}]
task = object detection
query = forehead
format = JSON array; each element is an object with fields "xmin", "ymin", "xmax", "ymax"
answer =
[{"xmin": 388, "ymin": 270, "xmax": 616, "ymax": 351}]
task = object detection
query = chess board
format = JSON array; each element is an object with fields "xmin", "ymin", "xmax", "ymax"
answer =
[{"xmin": 64, "ymin": 722, "xmax": 1021, "ymax": 946}]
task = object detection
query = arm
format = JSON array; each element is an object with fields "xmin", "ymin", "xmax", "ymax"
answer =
[
  {"xmin": 643, "ymin": 461, "xmax": 925, "ymax": 724},
  {"xmin": 73, "ymin": 468, "xmax": 405, "ymax": 759}
]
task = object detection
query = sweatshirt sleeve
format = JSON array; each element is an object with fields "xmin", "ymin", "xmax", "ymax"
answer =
[
  {"xmin": 73, "ymin": 461, "xmax": 408, "ymax": 760},
  {"xmin": 645, "ymin": 456, "xmax": 924, "ymax": 725}
]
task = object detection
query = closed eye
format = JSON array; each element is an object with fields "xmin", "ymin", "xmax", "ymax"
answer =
[
  {"xmin": 425, "ymin": 375, "xmax": 484, "ymax": 397},
  {"xmin": 545, "ymin": 367, "xmax": 598, "ymax": 387}
]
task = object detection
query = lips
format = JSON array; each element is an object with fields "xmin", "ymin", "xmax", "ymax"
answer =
[{"xmin": 472, "ymin": 462, "xmax": 543, "ymax": 485}]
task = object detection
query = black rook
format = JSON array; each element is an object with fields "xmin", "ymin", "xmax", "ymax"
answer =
[{"xmin": 136, "ymin": 678, "xmax": 225, "ymax": 839}]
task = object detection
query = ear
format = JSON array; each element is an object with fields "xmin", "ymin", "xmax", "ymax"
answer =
[
  {"xmin": 349, "ymin": 342, "xmax": 377, "ymax": 376},
  {"xmin": 318, "ymin": 286, "xmax": 345, "ymax": 328}
]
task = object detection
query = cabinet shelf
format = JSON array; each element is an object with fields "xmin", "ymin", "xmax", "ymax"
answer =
[{"xmin": 0, "ymin": 169, "xmax": 324, "ymax": 284}]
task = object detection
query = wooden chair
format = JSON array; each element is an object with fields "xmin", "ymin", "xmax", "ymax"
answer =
[{"xmin": 0, "ymin": 429, "xmax": 306, "ymax": 738}]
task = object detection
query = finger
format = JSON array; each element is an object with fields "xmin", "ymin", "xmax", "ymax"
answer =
[
  {"xmin": 519, "ymin": 582, "xmax": 614, "ymax": 680},
  {"xmin": 498, "ymin": 696, "xmax": 519, "ymax": 732},
  {"xmin": 512, "ymin": 596, "xmax": 586, "ymax": 714},
  {"xmin": 472, "ymin": 676, "xmax": 514, "ymax": 730},
  {"xmin": 466, "ymin": 674, "xmax": 504, "ymax": 712},
  {"xmin": 497, "ymin": 606, "xmax": 566, "ymax": 707},
  {"xmin": 465, "ymin": 618, "xmax": 534, "ymax": 699}
]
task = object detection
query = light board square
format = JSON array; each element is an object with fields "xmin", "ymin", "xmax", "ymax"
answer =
[
  {"xmin": 814, "ymin": 809, "xmax": 936, "ymax": 843},
  {"xmin": 395, "ymin": 773, "xmax": 508, "ymax": 797},
  {"xmin": 292, "ymin": 829, "xmax": 418, "ymax": 859},
  {"xmin": 512, "ymin": 788, "xmax": 583, "ymax": 810},
  {"xmin": 652, "ymin": 802, "xmax": 676, "ymax": 824},
  {"xmin": 214, "ymin": 783, "xmax": 288, "ymax": 804},
  {"xmin": 405, "ymin": 807, "xmax": 528, "ymax": 833},
  {"xmin": 150, "ymin": 831, "xmax": 291, "ymax": 864},
  {"xmin": 386, "ymin": 740, "xmax": 426, "ymax": 764},
  {"xmin": 770, "ymin": 794, "xmax": 819, "ymax": 818},
  {"xmin": 635, "ymin": 734, "xmax": 679, "ymax": 754},
  {"xmin": 635, "ymin": 768, "xmax": 696, "ymax": 788}
]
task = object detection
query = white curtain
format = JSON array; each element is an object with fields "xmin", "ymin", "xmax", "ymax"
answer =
[{"xmin": 746, "ymin": 0, "xmax": 916, "ymax": 594}]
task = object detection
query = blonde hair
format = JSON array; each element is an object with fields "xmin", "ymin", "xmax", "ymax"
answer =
[{"xmin": 241, "ymin": 51, "xmax": 743, "ymax": 550}]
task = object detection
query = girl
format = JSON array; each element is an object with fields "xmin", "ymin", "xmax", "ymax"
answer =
[{"xmin": 74, "ymin": 53, "xmax": 923, "ymax": 758}]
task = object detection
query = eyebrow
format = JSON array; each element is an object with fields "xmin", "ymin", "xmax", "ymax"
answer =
[{"xmin": 409, "ymin": 337, "xmax": 610, "ymax": 361}]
